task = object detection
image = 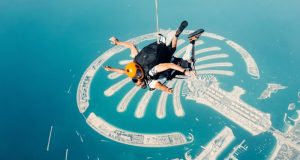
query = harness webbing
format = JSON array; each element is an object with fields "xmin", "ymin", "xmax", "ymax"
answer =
[
  {"xmin": 154, "ymin": 0, "xmax": 159, "ymax": 44},
  {"xmin": 191, "ymin": 43, "xmax": 196, "ymax": 70}
]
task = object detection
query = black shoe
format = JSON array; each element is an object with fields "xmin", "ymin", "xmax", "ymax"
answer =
[
  {"xmin": 188, "ymin": 29, "xmax": 204, "ymax": 39},
  {"xmin": 175, "ymin": 20, "xmax": 188, "ymax": 37}
]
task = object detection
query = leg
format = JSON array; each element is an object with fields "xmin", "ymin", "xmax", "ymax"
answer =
[
  {"xmin": 175, "ymin": 20, "xmax": 188, "ymax": 37},
  {"xmin": 182, "ymin": 43, "xmax": 194, "ymax": 63},
  {"xmin": 169, "ymin": 20, "xmax": 188, "ymax": 49},
  {"xmin": 155, "ymin": 63, "xmax": 185, "ymax": 73},
  {"xmin": 109, "ymin": 37, "xmax": 139, "ymax": 57},
  {"xmin": 165, "ymin": 31, "xmax": 177, "ymax": 50},
  {"xmin": 171, "ymin": 36, "xmax": 178, "ymax": 49},
  {"xmin": 165, "ymin": 31, "xmax": 179, "ymax": 56},
  {"xmin": 150, "ymin": 63, "xmax": 195, "ymax": 77},
  {"xmin": 183, "ymin": 29, "xmax": 205, "ymax": 63}
]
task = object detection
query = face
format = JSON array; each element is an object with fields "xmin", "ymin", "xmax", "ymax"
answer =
[
  {"xmin": 135, "ymin": 79, "xmax": 146, "ymax": 89},
  {"xmin": 135, "ymin": 68, "xmax": 144, "ymax": 79}
]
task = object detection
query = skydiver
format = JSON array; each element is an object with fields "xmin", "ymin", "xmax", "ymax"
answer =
[{"xmin": 104, "ymin": 21, "xmax": 204, "ymax": 94}]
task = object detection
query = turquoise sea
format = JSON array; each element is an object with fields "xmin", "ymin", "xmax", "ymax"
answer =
[{"xmin": 1, "ymin": 0, "xmax": 300, "ymax": 159}]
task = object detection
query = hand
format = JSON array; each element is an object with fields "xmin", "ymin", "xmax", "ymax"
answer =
[
  {"xmin": 167, "ymin": 88, "xmax": 173, "ymax": 94},
  {"xmin": 109, "ymin": 36, "xmax": 119, "ymax": 45},
  {"xmin": 184, "ymin": 70, "xmax": 196, "ymax": 78},
  {"xmin": 104, "ymin": 66, "xmax": 112, "ymax": 71}
]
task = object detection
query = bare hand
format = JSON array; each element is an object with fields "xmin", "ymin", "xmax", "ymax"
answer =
[
  {"xmin": 109, "ymin": 36, "xmax": 119, "ymax": 45},
  {"xmin": 167, "ymin": 88, "xmax": 173, "ymax": 94},
  {"xmin": 185, "ymin": 70, "xmax": 196, "ymax": 78},
  {"xmin": 104, "ymin": 66, "xmax": 112, "ymax": 71}
]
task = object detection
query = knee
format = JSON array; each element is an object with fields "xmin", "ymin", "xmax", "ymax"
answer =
[{"xmin": 129, "ymin": 43, "xmax": 136, "ymax": 49}]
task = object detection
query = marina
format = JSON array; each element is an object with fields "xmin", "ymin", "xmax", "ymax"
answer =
[{"xmin": 195, "ymin": 126, "xmax": 235, "ymax": 160}]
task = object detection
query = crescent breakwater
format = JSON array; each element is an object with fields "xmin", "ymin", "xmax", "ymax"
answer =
[{"xmin": 86, "ymin": 112, "xmax": 193, "ymax": 147}]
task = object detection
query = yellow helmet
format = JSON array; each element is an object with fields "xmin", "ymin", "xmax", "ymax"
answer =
[{"xmin": 125, "ymin": 62, "xmax": 144, "ymax": 79}]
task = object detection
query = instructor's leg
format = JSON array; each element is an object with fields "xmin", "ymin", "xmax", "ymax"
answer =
[
  {"xmin": 182, "ymin": 43, "xmax": 194, "ymax": 63},
  {"xmin": 171, "ymin": 20, "xmax": 188, "ymax": 49},
  {"xmin": 183, "ymin": 33, "xmax": 203, "ymax": 63},
  {"xmin": 171, "ymin": 36, "xmax": 178, "ymax": 49}
]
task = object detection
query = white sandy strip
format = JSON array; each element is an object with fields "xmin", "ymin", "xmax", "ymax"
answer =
[
  {"xmin": 86, "ymin": 112, "xmax": 191, "ymax": 147},
  {"xmin": 196, "ymin": 70, "xmax": 234, "ymax": 76},
  {"xmin": 195, "ymin": 47, "xmax": 221, "ymax": 56},
  {"xmin": 156, "ymin": 80, "xmax": 177, "ymax": 119},
  {"xmin": 173, "ymin": 40, "xmax": 204, "ymax": 58},
  {"xmin": 173, "ymin": 80, "xmax": 185, "ymax": 117},
  {"xmin": 135, "ymin": 90, "xmax": 156, "ymax": 118},
  {"xmin": 195, "ymin": 53, "xmax": 229, "ymax": 62},
  {"xmin": 226, "ymin": 40, "xmax": 260, "ymax": 79},
  {"xmin": 46, "ymin": 125, "xmax": 53, "ymax": 151},
  {"xmin": 202, "ymin": 32, "xmax": 226, "ymax": 41},
  {"xmin": 108, "ymin": 72, "xmax": 122, "ymax": 79},
  {"xmin": 195, "ymin": 62, "xmax": 233, "ymax": 70},
  {"xmin": 117, "ymin": 86, "xmax": 140, "ymax": 112},
  {"xmin": 104, "ymin": 78, "xmax": 131, "ymax": 97},
  {"xmin": 119, "ymin": 60, "xmax": 132, "ymax": 65},
  {"xmin": 269, "ymin": 133, "xmax": 284, "ymax": 160},
  {"xmin": 65, "ymin": 148, "xmax": 69, "ymax": 160}
]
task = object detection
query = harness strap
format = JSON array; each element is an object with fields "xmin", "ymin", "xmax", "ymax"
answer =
[
  {"xmin": 154, "ymin": 0, "xmax": 159, "ymax": 44},
  {"xmin": 191, "ymin": 43, "xmax": 196, "ymax": 71}
]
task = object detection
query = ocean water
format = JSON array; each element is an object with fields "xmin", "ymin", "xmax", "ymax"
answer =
[{"xmin": 1, "ymin": 0, "xmax": 300, "ymax": 159}]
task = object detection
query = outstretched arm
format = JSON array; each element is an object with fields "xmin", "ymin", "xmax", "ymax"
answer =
[
  {"xmin": 104, "ymin": 66, "xmax": 125, "ymax": 74},
  {"xmin": 154, "ymin": 82, "xmax": 173, "ymax": 94},
  {"xmin": 110, "ymin": 37, "xmax": 139, "ymax": 58}
]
